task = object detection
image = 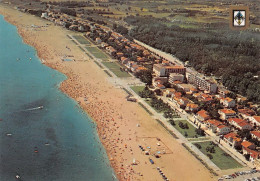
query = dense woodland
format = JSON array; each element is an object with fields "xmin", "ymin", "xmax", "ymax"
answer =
[{"xmin": 125, "ymin": 15, "xmax": 260, "ymax": 103}]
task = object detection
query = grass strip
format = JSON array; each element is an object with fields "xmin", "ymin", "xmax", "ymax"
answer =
[{"xmin": 182, "ymin": 143, "xmax": 218, "ymax": 176}]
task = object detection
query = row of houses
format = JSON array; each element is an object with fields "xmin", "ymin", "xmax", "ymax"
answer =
[{"xmin": 195, "ymin": 108, "xmax": 260, "ymax": 162}]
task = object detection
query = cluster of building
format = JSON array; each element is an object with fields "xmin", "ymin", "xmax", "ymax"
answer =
[
  {"xmin": 196, "ymin": 108, "xmax": 260, "ymax": 163},
  {"xmin": 151, "ymin": 54, "xmax": 260, "ymax": 164},
  {"xmin": 37, "ymin": 9, "xmax": 260, "ymax": 165}
]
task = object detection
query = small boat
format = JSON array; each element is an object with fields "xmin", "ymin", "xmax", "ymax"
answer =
[
  {"xmin": 34, "ymin": 146, "xmax": 39, "ymax": 153},
  {"xmin": 6, "ymin": 133, "xmax": 12, "ymax": 136},
  {"xmin": 15, "ymin": 174, "xmax": 21, "ymax": 179},
  {"xmin": 29, "ymin": 58, "xmax": 32, "ymax": 61},
  {"xmin": 45, "ymin": 143, "xmax": 50, "ymax": 146}
]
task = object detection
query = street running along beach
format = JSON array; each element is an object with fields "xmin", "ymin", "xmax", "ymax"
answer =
[{"xmin": 0, "ymin": 5, "xmax": 215, "ymax": 181}]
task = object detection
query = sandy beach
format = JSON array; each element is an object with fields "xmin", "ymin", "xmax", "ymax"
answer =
[{"xmin": 0, "ymin": 5, "xmax": 216, "ymax": 181}]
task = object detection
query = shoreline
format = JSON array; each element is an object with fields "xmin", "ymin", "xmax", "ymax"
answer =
[{"xmin": 0, "ymin": 5, "xmax": 216, "ymax": 181}]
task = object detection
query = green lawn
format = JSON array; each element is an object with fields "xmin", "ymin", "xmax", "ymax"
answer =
[
  {"xmin": 144, "ymin": 98, "xmax": 175, "ymax": 114},
  {"xmin": 73, "ymin": 35, "xmax": 91, "ymax": 45},
  {"xmin": 172, "ymin": 119, "xmax": 201, "ymax": 138},
  {"xmin": 85, "ymin": 46, "xmax": 109, "ymax": 60},
  {"xmin": 193, "ymin": 141, "xmax": 243, "ymax": 170},
  {"xmin": 102, "ymin": 62, "xmax": 131, "ymax": 77},
  {"xmin": 130, "ymin": 86, "xmax": 145, "ymax": 95}
]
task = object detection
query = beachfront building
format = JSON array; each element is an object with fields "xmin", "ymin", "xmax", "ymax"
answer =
[
  {"xmin": 164, "ymin": 88, "xmax": 176, "ymax": 97},
  {"xmin": 101, "ymin": 42, "xmax": 109, "ymax": 48},
  {"xmin": 216, "ymin": 125, "xmax": 230, "ymax": 135},
  {"xmin": 220, "ymin": 97, "xmax": 236, "ymax": 108},
  {"xmin": 153, "ymin": 64, "xmax": 186, "ymax": 77},
  {"xmin": 96, "ymin": 37, "xmax": 102, "ymax": 44},
  {"xmin": 224, "ymin": 132, "xmax": 242, "ymax": 148},
  {"xmin": 205, "ymin": 119, "xmax": 230, "ymax": 135},
  {"xmin": 218, "ymin": 109, "xmax": 236, "ymax": 120},
  {"xmin": 185, "ymin": 103, "xmax": 199, "ymax": 113},
  {"xmin": 241, "ymin": 141, "xmax": 259, "ymax": 162},
  {"xmin": 196, "ymin": 110, "xmax": 211, "ymax": 123},
  {"xmin": 251, "ymin": 131, "xmax": 260, "ymax": 141},
  {"xmin": 120, "ymin": 57, "xmax": 129, "ymax": 64},
  {"xmin": 249, "ymin": 116, "xmax": 260, "ymax": 127},
  {"xmin": 106, "ymin": 46, "xmax": 116, "ymax": 55},
  {"xmin": 168, "ymin": 73, "xmax": 184, "ymax": 84},
  {"xmin": 186, "ymin": 72, "xmax": 218, "ymax": 93},
  {"xmin": 177, "ymin": 84, "xmax": 197, "ymax": 94},
  {"xmin": 242, "ymin": 141, "xmax": 256, "ymax": 151},
  {"xmin": 152, "ymin": 77, "xmax": 168, "ymax": 88},
  {"xmin": 207, "ymin": 119, "xmax": 222, "ymax": 133},
  {"xmin": 227, "ymin": 118, "xmax": 252, "ymax": 131},
  {"xmin": 238, "ymin": 109, "xmax": 256, "ymax": 120},
  {"xmin": 116, "ymin": 52, "xmax": 124, "ymax": 58},
  {"xmin": 126, "ymin": 61, "xmax": 137, "ymax": 69}
]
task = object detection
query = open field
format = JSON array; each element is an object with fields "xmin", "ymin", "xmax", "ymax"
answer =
[
  {"xmin": 193, "ymin": 141, "xmax": 243, "ymax": 170},
  {"xmin": 130, "ymin": 85, "xmax": 145, "ymax": 95},
  {"xmin": 172, "ymin": 119, "xmax": 202, "ymax": 138},
  {"xmin": 73, "ymin": 35, "xmax": 91, "ymax": 45},
  {"xmin": 85, "ymin": 46, "xmax": 109, "ymax": 60},
  {"xmin": 102, "ymin": 62, "xmax": 131, "ymax": 77}
]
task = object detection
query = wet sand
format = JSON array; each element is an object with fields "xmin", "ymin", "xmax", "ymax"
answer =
[{"xmin": 0, "ymin": 5, "xmax": 216, "ymax": 181}]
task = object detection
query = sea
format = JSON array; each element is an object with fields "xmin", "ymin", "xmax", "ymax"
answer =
[{"xmin": 0, "ymin": 15, "xmax": 116, "ymax": 181}]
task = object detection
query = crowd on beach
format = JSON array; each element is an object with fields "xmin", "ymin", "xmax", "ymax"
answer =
[{"xmin": 0, "ymin": 7, "xmax": 218, "ymax": 180}]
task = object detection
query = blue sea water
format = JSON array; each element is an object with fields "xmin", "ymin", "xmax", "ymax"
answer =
[{"xmin": 0, "ymin": 15, "xmax": 116, "ymax": 181}]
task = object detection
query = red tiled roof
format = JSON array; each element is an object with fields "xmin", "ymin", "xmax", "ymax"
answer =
[
  {"xmin": 238, "ymin": 109, "xmax": 255, "ymax": 116},
  {"xmin": 208, "ymin": 119, "xmax": 222, "ymax": 127},
  {"xmin": 224, "ymin": 132, "xmax": 237, "ymax": 139},
  {"xmin": 224, "ymin": 97, "xmax": 234, "ymax": 103},
  {"xmin": 219, "ymin": 109, "xmax": 236, "ymax": 114},
  {"xmin": 174, "ymin": 92, "xmax": 182, "ymax": 97},
  {"xmin": 243, "ymin": 147, "xmax": 260, "ymax": 159},
  {"xmin": 253, "ymin": 116, "xmax": 260, "ymax": 123},
  {"xmin": 187, "ymin": 103, "xmax": 198, "ymax": 109},
  {"xmin": 241, "ymin": 141, "xmax": 254, "ymax": 148},
  {"xmin": 157, "ymin": 84, "xmax": 165, "ymax": 88},
  {"xmin": 228, "ymin": 118, "xmax": 244, "ymax": 124},
  {"xmin": 197, "ymin": 110, "xmax": 210, "ymax": 119},
  {"xmin": 217, "ymin": 125, "xmax": 228, "ymax": 129},
  {"xmin": 251, "ymin": 131, "xmax": 260, "ymax": 138},
  {"xmin": 121, "ymin": 57, "xmax": 128, "ymax": 61},
  {"xmin": 237, "ymin": 121, "xmax": 251, "ymax": 128}
]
